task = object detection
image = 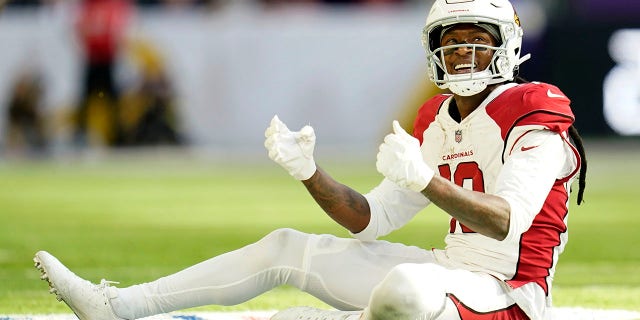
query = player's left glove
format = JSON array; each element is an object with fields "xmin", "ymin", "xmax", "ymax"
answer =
[
  {"xmin": 264, "ymin": 115, "xmax": 317, "ymax": 180},
  {"xmin": 376, "ymin": 120, "xmax": 434, "ymax": 192}
]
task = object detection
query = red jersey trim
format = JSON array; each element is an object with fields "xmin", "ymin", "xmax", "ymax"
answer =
[
  {"xmin": 486, "ymin": 83, "xmax": 574, "ymax": 140},
  {"xmin": 557, "ymin": 134, "xmax": 581, "ymax": 184},
  {"xmin": 500, "ymin": 110, "xmax": 575, "ymax": 164},
  {"xmin": 413, "ymin": 94, "xmax": 451, "ymax": 144},
  {"xmin": 506, "ymin": 183, "xmax": 570, "ymax": 294},
  {"xmin": 448, "ymin": 293, "xmax": 530, "ymax": 320}
]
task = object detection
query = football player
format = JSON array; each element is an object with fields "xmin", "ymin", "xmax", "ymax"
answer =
[{"xmin": 34, "ymin": 0, "xmax": 587, "ymax": 319}]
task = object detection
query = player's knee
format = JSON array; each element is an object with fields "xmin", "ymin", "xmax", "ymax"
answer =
[
  {"xmin": 367, "ymin": 263, "xmax": 447, "ymax": 320},
  {"xmin": 262, "ymin": 228, "xmax": 301, "ymax": 244},
  {"xmin": 253, "ymin": 228, "xmax": 305, "ymax": 265}
]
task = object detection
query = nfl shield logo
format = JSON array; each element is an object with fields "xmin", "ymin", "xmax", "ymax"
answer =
[{"xmin": 455, "ymin": 130, "xmax": 462, "ymax": 143}]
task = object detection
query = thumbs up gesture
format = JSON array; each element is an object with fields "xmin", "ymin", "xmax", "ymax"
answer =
[{"xmin": 376, "ymin": 121, "xmax": 434, "ymax": 192}]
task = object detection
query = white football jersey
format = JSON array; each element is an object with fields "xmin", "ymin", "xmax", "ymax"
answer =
[{"xmin": 358, "ymin": 82, "xmax": 580, "ymax": 319}]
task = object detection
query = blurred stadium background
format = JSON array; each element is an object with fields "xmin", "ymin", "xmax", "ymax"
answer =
[
  {"xmin": 0, "ymin": 0, "xmax": 639, "ymax": 315},
  {"xmin": 0, "ymin": 0, "xmax": 638, "ymax": 156}
]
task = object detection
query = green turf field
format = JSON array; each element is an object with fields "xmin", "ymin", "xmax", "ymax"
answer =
[{"xmin": 1, "ymin": 139, "xmax": 639, "ymax": 313}]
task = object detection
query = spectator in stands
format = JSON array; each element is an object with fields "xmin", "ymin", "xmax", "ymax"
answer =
[
  {"xmin": 3, "ymin": 69, "xmax": 48, "ymax": 157},
  {"xmin": 74, "ymin": 0, "xmax": 133, "ymax": 147}
]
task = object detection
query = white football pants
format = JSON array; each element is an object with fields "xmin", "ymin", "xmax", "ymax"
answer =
[{"xmin": 109, "ymin": 228, "xmax": 522, "ymax": 320}]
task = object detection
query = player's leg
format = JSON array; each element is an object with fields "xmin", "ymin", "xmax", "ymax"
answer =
[
  {"xmin": 36, "ymin": 228, "xmax": 434, "ymax": 320},
  {"xmin": 272, "ymin": 263, "xmax": 528, "ymax": 320},
  {"xmin": 111, "ymin": 228, "xmax": 434, "ymax": 318},
  {"xmin": 111, "ymin": 227, "xmax": 323, "ymax": 318},
  {"xmin": 295, "ymin": 230, "xmax": 435, "ymax": 310},
  {"xmin": 363, "ymin": 263, "xmax": 529, "ymax": 320}
]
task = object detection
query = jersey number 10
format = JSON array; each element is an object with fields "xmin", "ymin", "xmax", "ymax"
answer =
[{"xmin": 438, "ymin": 162, "xmax": 485, "ymax": 234}]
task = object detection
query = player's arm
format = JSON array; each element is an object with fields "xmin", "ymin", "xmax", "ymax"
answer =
[
  {"xmin": 377, "ymin": 120, "xmax": 510, "ymax": 240},
  {"xmin": 424, "ymin": 129, "xmax": 571, "ymax": 240},
  {"xmin": 376, "ymin": 121, "xmax": 511, "ymax": 240},
  {"xmin": 301, "ymin": 167, "xmax": 370, "ymax": 233},
  {"xmin": 264, "ymin": 115, "xmax": 370, "ymax": 233},
  {"xmin": 376, "ymin": 121, "xmax": 566, "ymax": 241},
  {"xmin": 495, "ymin": 128, "xmax": 574, "ymax": 242},
  {"xmin": 422, "ymin": 176, "xmax": 511, "ymax": 240}
]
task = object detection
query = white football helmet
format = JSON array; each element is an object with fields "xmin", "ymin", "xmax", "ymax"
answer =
[{"xmin": 422, "ymin": 0, "xmax": 531, "ymax": 96}]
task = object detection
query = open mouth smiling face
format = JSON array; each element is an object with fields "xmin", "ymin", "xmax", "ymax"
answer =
[
  {"xmin": 439, "ymin": 24, "xmax": 498, "ymax": 75},
  {"xmin": 453, "ymin": 62, "xmax": 478, "ymax": 73}
]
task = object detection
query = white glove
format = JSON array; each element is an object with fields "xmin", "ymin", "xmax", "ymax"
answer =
[
  {"xmin": 264, "ymin": 115, "xmax": 317, "ymax": 180},
  {"xmin": 376, "ymin": 120, "xmax": 434, "ymax": 192}
]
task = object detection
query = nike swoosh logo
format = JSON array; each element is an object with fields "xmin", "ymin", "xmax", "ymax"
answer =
[
  {"xmin": 547, "ymin": 89, "xmax": 565, "ymax": 99},
  {"xmin": 521, "ymin": 145, "xmax": 539, "ymax": 152}
]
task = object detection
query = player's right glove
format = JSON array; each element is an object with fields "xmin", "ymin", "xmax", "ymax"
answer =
[{"xmin": 264, "ymin": 115, "xmax": 317, "ymax": 180}]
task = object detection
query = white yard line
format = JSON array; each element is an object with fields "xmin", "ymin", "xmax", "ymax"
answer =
[{"xmin": 1, "ymin": 308, "xmax": 640, "ymax": 320}]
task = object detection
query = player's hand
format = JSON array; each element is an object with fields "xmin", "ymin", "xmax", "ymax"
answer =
[
  {"xmin": 376, "ymin": 120, "xmax": 434, "ymax": 192},
  {"xmin": 264, "ymin": 115, "xmax": 317, "ymax": 180}
]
